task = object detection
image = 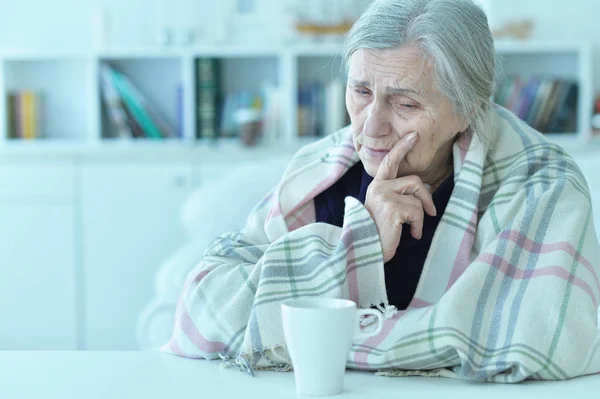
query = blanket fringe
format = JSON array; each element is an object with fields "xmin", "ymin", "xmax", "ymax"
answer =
[
  {"xmin": 376, "ymin": 368, "xmax": 460, "ymax": 379},
  {"xmin": 219, "ymin": 346, "xmax": 292, "ymax": 377},
  {"xmin": 376, "ymin": 303, "xmax": 398, "ymax": 319},
  {"xmin": 218, "ymin": 305, "xmax": 395, "ymax": 376}
]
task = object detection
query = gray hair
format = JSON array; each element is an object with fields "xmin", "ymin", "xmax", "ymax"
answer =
[{"xmin": 344, "ymin": 0, "xmax": 496, "ymax": 142}]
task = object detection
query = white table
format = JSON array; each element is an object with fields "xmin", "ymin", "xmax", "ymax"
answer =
[{"xmin": 0, "ymin": 351, "xmax": 598, "ymax": 398}]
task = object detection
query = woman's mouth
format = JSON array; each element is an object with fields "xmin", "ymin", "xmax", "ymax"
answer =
[{"xmin": 363, "ymin": 146, "xmax": 390, "ymax": 159}]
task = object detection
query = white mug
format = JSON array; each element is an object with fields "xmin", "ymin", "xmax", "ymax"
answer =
[{"xmin": 281, "ymin": 298, "xmax": 384, "ymax": 396}]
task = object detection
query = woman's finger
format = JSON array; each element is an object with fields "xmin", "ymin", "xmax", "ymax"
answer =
[
  {"xmin": 379, "ymin": 176, "xmax": 437, "ymax": 217},
  {"xmin": 375, "ymin": 132, "xmax": 417, "ymax": 181},
  {"xmin": 398, "ymin": 200, "xmax": 425, "ymax": 240}
]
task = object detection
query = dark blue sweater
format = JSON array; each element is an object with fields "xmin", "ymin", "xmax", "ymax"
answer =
[{"xmin": 314, "ymin": 161, "xmax": 454, "ymax": 310}]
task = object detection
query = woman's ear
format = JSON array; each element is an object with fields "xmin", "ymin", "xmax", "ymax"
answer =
[
  {"xmin": 453, "ymin": 114, "xmax": 470, "ymax": 136},
  {"xmin": 458, "ymin": 118, "xmax": 470, "ymax": 134}
]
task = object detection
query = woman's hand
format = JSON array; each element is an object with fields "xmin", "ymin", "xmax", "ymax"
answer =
[{"xmin": 364, "ymin": 132, "xmax": 437, "ymax": 263}]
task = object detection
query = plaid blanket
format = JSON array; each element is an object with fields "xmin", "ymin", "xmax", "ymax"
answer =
[{"xmin": 164, "ymin": 105, "xmax": 600, "ymax": 382}]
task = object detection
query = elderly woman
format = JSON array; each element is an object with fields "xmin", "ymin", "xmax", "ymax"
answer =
[{"xmin": 165, "ymin": 0, "xmax": 600, "ymax": 382}]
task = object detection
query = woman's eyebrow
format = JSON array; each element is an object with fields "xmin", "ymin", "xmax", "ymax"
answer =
[
  {"xmin": 348, "ymin": 78, "xmax": 421, "ymax": 98},
  {"xmin": 348, "ymin": 78, "xmax": 369, "ymax": 87},
  {"xmin": 348, "ymin": 78, "xmax": 420, "ymax": 96},
  {"xmin": 386, "ymin": 86, "xmax": 420, "ymax": 96}
]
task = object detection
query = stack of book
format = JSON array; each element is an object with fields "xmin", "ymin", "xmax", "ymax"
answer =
[
  {"xmin": 297, "ymin": 79, "xmax": 349, "ymax": 137},
  {"xmin": 6, "ymin": 91, "xmax": 41, "ymax": 140},
  {"xmin": 100, "ymin": 64, "xmax": 177, "ymax": 140},
  {"xmin": 494, "ymin": 76, "xmax": 579, "ymax": 134}
]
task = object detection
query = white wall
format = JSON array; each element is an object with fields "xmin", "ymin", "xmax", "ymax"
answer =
[
  {"xmin": 1, "ymin": 0, "xmax": 599, "ymax": 89},
  {"xmin": 0, "ymin": 0, "xmax": 283, "ymax": 49}
]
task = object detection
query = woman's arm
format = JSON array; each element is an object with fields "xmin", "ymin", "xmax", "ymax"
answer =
[{"xmin": 165, "ymin": 195, "xmax": 389, "ymax": 366}]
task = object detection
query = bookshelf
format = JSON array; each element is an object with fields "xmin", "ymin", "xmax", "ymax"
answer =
[
  {"xmin": 0, "ymin": 40, "xmax": 594, "ymax": 152},
  {"xmin": 494, "ymin": 41, "xmax": 593, "ymax": 146}
]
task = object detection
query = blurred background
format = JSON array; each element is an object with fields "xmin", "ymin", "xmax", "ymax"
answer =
[{"xmin": 1, "ymin": 0, "xmax": 600, "ymax": 352}]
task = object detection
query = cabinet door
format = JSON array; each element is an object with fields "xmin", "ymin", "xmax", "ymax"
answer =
[
  {"xmin": 81, "ymin": 162, "xmax": 192, "ymax": 350},
  {"xmin": 0, "ymin": 166, "xmax": 77, "ymax": 350}
]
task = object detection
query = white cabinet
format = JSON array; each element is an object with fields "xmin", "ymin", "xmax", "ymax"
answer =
[
  {"xmin": 81, "ymin": 162, "xmax": 192, "ymax": 350},
  {"xmin": 0, "ymin": 163, "xmax": 77, "ymax": 350}
]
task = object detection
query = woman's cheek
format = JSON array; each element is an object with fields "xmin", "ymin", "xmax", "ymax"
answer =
[{"xmin": 408, "ymin": 139, "xmax": 426, "ymax": 166}]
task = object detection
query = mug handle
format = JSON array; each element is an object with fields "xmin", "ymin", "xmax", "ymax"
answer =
[{"xmin": 354, "ymin": 309, "xmax": 384, "ymax": 340}]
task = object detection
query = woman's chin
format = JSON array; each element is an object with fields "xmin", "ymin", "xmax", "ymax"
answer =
[{"xmin": 361, "ymin": 158, "xmax": 381, "ymax": 177}]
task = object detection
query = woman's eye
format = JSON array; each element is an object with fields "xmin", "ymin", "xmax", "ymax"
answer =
[{"xmin": 354, "ymin": 88, "xmax": 370, "ymax": 96}]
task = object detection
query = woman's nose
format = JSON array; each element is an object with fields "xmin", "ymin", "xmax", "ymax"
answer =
[{"xmin": 362, "ymin": 102, "xmax": 391, "ymax": 138}]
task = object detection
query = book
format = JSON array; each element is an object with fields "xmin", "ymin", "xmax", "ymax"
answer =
[
  {"xmin": 547, "ymin": 83, "xmax": 578, "ymax": 133},
  {"xmin": 536, "ymin": 81, "xmax": 560, "ymax": 131},
  {"xmin": 114, "ymin": 67, "xmax": 176, "ymax": 138},
  {"xmin": 100, "ymin": 65, "xmax": 133, "ymax": 139},
  {"xmin": 7, "ymin": 93, "xmax": 17, "ymax": 139},
  {"xmin": 177, "ymin": 84, "xmax": 184, "ymax": 139},
  {"xmin": 14, "ymin": 91, "xmax": 40, "ymax": 140},
  {"xmin": 531, "ymin": 80, "xmax": 553, "ymax": 130},
  {"xmin": 196, "ymin": 58, "xmax": 221, "ymax": 139},
  {"xmin": 6, "ymin": 90, "xmax": 42, "ymax": 140},
  {"xmin": 15, "ymin": 92, "xmax": 23, "ymax": 139},
  {"xmin": 121, "ymin": 100, "xmax": 146, "ymax": 138},
  {"xmin": 298, "ymin": 83, "xmax": 318, "ymax": 136},
  {"xmin": 518, "ymin": 77, "xmax": 539, "ymax": 122},
  {"xmin": 29, "ymin": 91, "xmax": 38, "ymax": 139},
  {"xmin": 525, "ymin": 79, "xmax": 550, "ymax": 128},
  {"xmin": 105, "ymin": 66, "xmax": 163, "ymax": 140}
]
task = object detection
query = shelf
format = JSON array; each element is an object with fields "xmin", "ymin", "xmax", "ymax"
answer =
[
  {"xmin": 0, "ymin": 139, "xmax": 192, "ymax": 154},
  {"xmin": 0, "ymin": 40, "xmax": 592, "ymax": 60},
  {"xmin": 0, "ymin": 40, "xmax": 593, "ymax": 150},
  {"xmin": 0, "ymin": 137, "xmax": 318, "ymax": 164},
  {"xmin": 2, "ymin": 134, "xmax": 597, "ymax": 165}
]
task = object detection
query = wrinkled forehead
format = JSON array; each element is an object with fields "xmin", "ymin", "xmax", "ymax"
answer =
[{"xmin": 348, "ymin": 47, "xmax": 437, "ymax": 97}]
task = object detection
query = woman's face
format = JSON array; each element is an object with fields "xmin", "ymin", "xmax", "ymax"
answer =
[{"xmin": 346, "ymin": 47, "xmax": 468, "ymax": 180}]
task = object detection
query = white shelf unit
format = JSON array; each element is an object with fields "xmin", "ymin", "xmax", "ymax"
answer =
[
  {"xmin": 0, "ymin": 40, "xmax": 594, "ymax": 151},
  {"xmin": 494, "ymin": 40, "xmax": 594, "ymax": 144}
]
